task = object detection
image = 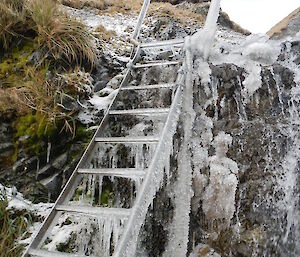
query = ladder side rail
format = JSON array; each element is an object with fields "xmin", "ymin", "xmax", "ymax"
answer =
[
  {"xmin": 132, "ymin": 0, "xmax": 151, "ymax": 41},
  {"xmin": 22, "ymin": 46, "xmax": 142, "ymax": 257},
  {"xmin": 113, "ymin": 66, "xmax": 185, "ymax": 257}
]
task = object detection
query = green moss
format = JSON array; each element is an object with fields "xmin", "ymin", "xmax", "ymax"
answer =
[
  {"xmin": 14, "ymin": 112, "xmax": 58, "ymax": 154},
  {"xmin": 75, "ymin": 125, "xmax": 93, "ymax": 142},
  {"xmin": 0, "ymin": 40, "xmax": 37, "ymax": 87},
  {"xmin": 74, "ymin": 186, "xmax": 84, "ymax": 201},
  {"xmin": 56, "ymin": 241, "xmax": 72, "ymax": 253},
  {"xmin": 62, "ymin": 217, "xmax": 72, "ymax": 226},
  {"xmin": 100, "ymin": 182, "xmax": 114, "ymax": 207}
]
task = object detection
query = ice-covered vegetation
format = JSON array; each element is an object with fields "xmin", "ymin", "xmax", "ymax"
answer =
[{"xmin": 0, "ymin": 184, "xmax": 52, "ymax": 257}]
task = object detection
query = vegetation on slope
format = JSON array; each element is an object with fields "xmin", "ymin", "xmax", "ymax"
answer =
[
  {"xmin": 0, "ymin": 0, "xmax": 98, "ymax": 156},
  {"xmin": 60, "ymin": 0, "xmax": 207, "ymax": 24}
]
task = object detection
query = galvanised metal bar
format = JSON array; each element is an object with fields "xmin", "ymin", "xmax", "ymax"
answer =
[{"xmin": 132, "ymin": 0, "xmax": 151, "ymax": 41}]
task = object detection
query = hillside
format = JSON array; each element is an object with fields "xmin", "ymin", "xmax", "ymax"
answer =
[
  {"xmin": 268, "ymin": 7, "xmax": 300, "ymax": 39},
  {"xmin": 1, "ymin": 1, "xmax": 299, "ymax": 257}
]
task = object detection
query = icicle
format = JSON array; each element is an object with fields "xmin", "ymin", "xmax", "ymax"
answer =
[
  {"xmin": 46, "ymin": 142, "xmax": 51, "ymax": 163},
  {"xmin": 211, "ymin": 76, "xmax": 219, "ymax": 120},
  {"xmin": 164, "ymin": 36, "xmax": 195, "ymax": 257},
  {"xmin": 112, "ymin": 217, "xmax": 120, "ymax": 249},
  {"xmin": 272, "ymin": 69, "xmax": 285, "ymax": 115},
  {"xmin": 135, "ymin": 144, "xmax": 144, "ymax": 169},
  {"xmin": 98, "ymin": 175, "xmax": 103, "ymax": 205},
  {"xmin": 242, "ymin": 62, "xmax": 262, "ymax": 99}
]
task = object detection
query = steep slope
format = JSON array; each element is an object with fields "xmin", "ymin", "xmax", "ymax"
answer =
[{"xmin": 268, "ymin": 7, "xmax": 300, "ymax": 39}]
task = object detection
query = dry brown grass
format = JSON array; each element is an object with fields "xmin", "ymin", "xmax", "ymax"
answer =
[
  {"xmin": 0, "ymin": 88, "xmax": 29, "ymax": 115},
  {"xmin": 60, "ymin": 0, "xmax": 106, "ymax": 9},
  {"xmin": 59, "ymin": 0, "xmax": 143, "ymax": 14},
  {"xmin": 149, "ymin": 2, "xmax": 206, "ymax": 24},
  {"xmin": 59, "ymin": 0, "xmax": 205, "ymax": 25},
  {"xmin": 28, "ymin": 0, "xmax": 97, "ymax": 66},
  {"xmin": 21, "ymin": 67, "xmax": 76, "ymax": 134},
  {"xmin": 0, "ymin": 0, "xmax": 33, "ymax": 50},
  {"xmin": 94, "ymin": 24, "xmax": 116, "ymax": 41},
  {"xmin": 0, "ymin": 66, "xmax": 76, "ymax": 134}
]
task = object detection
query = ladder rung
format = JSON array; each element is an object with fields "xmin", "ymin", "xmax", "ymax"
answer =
[
  {"xmin": 140, "ymin": 38, "xmax": 184, "ymax": 48},
  {"xmin": 133, "ymin": 60, "xmax": 181, "ymax": 69},
  {"xmin": 109, "ymin": 108, "xmax": 170, "ymax": 116},
  {"xmin": 56, "ymin": 205, "xmax": 131, "ymax": 217},
  {"xmin": 121, "ymin": 83, "xmax": 175, "ymax": 90},
  {"xmin": 78, "ymin": 168, "xmax": 146, "ymax": 178},
  {"xmin": 94, "ymin": 136, "xmax": 160, "ymax": 143},
  {"xmin": 28, "ymin": 249, "xmax": 91, "ymax": 257}
]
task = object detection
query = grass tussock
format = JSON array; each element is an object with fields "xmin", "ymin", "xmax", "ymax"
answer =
[
  {"xmin": 18, "ymin": 67, "xmax": 77, "ymax": 134},
  {"xmin": 0, "ymin": 0, "xmax": 33, "ymax": 50},
  {"xmin": 0, "ymin": 64, "xmax": 79, "ymax": 141},
  {"xmin": 29, "ymin": 0, "xmax": 97, "ymax": 66},
  {"xmin": 60, "ymin": 0, "xmax": 106, "ymax": 10},
  {"xmin": 0, "ymin": 0, "xmax": 97, "ymax": 66}
]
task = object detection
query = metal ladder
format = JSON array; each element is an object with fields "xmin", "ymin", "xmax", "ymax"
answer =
[{"xmin": 22, "ymin": 1, "xmax": 185, "ymax": 256}]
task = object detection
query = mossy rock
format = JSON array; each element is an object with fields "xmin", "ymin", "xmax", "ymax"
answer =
[
  {"xmin": 14, "ymin": 112, "xmax": 58, "ymax": 154},
  {"xmin": 0, "ymin": 40, "xmax": 37, "ymax": 87}
]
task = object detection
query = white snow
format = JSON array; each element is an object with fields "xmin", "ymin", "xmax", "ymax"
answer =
[
  {"xmin": 44, "ymin": 217, "xmax": 82, "ymax": 251},
  {"xmin": 78, "ymin": 88, "xmax": 118, "ymax": 124},
  {"xmin": 62, "ymin": 6, "xmax": 137, "ymax": 35},
  {"xmin": 210, "ymin": 30, "xmax": 282, "ymax": 98},
  {"xmin": 242, "ymin": 61, "xmax": 262, "ymax": 98},
  {"xmin": 88, "ymin": 90, "xmax": 118, "ymax": 111},
  {"xmin": 194, "ymin": 59, "xmax": 212, "ymax": 85}
]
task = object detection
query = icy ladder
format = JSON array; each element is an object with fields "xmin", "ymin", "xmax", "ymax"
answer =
[{"xmin": 22, "ymin": 1, "xmax": 184, "ymax": 257}]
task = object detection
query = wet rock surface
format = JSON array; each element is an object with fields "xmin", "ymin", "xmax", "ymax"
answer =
[{"xmin": 188, "ymin": 48, "xmax": 299, "ymax": 256}]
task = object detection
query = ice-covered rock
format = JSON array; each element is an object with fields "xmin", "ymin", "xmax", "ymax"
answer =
[{"xmin": 202, "ymin": 132, "xmax": 238, "ymax": 226}]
